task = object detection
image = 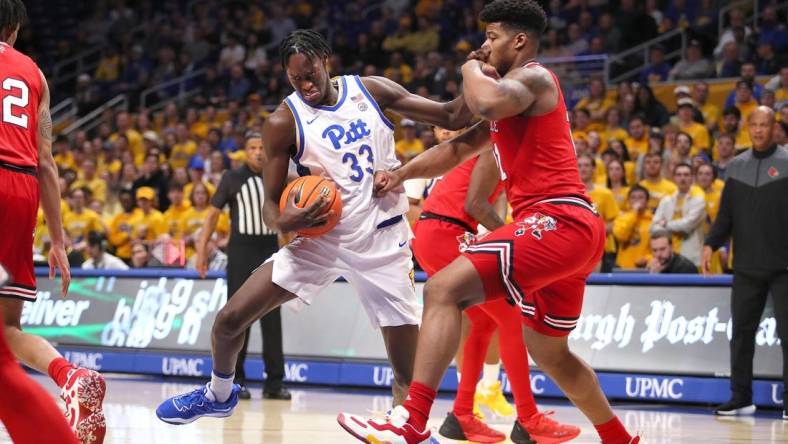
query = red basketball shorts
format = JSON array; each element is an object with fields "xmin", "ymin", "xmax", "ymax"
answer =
[
  {"xmin": 463, "ymin": 198, "xmax": 605, "ymax": 337},
  {"xmin": 0, "ymin": 166, "xmax": 38, "ymax": 301},
  {"xmin": 412, "ymin": 218, "xmax": 466, "ymax": 277}
]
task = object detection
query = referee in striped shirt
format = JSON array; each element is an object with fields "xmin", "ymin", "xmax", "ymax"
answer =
[{"xmin": 195, "ymin": 132, "xmax": 289, "ymax": 400}]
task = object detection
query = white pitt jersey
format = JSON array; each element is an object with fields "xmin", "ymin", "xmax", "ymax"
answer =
[{"xmin": 284, "ymin": 75, "xmax": 408, "ymax": 242}]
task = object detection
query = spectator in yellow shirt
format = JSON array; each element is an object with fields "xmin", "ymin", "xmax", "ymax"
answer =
[
  {"xmin": 613, "ymin": 185, "xmax": 654, "ymax": 269},
  {"xmin": 579, "ymin": 153, "xmax": 619, "ymax": 271},
  {"xmin": 134, "ymin": 187, "xmax": 165, "ymax": 242},
  {"xmin": 608, "ymin": 139, "xmax": 637, "ymax": 185},
  {"xmin": 693, "ymin": 81, "xmax": 720, "ymax": 132},
  {"xmin": 571, "ymin": 108, "xmax": 591, "ymax": 141},
  {"xmin": 162, "ymin": 184, "xmax": 192, "ymax": 238},
  {"xmin": 575, "ymin": 77, "xmax": 615, "ymax": 132},
  {"xmin": 639, "ymin": 153, "xmax": 677, "ymax": 211},
  {"xmin": 734, "ymin": 80, "xmax": 759, "ymax": 134},
  {"xmin": 180, "ymin": 182, "xmax": 229, "ymax": 258},
  {"xmin": 605, "ymin": 158, "xmax": 630, "ymax": 211},
  {"xmin": 110, "ymin": 112, "xmax": 145, "ymax": 166},
  {"xmin": 183, "ymin": 159, "xmax": 217, "ymax": 204},
  {"xmin": 602, "ymin": 107, "xmax": 628, "ymax": 151},
  {"xmin": 719, "ymin": 107, "xmax": 752, "ymax": 152},
  {"xmin": 395, "ymin": 119, "xmax": 425, "ymax": 162},
  {"xmin": 624, "ymin": 114, "xmax": 649, "ymax": 157},
  {"xmin": 676, "ymin": 98, "xmax": 710, "ymax": 156},
  {"xmin": 63, "ymin": 187, "xmax": 105, "ymax": 261},
  {"xmin": 109, "ymin": 190, "xmax": 143, "ymax": 261},
  {"xmin": 71, "ymin": 158, "xmax": 108, "ymax": 204},
  {"xmin": 170, "ymin": 124, "xmax": 198, "ymax": 169}
]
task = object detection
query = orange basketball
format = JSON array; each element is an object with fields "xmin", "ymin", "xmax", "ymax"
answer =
[{"xmin": 279, "ymin": 175, "xmax": 342, "ymax": 237}]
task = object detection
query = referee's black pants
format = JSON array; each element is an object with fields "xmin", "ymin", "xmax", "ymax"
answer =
[
  {"xmin": 227, "ymin": 237, "xmax": 285, "ymax": 390},
  {"xmin": 729, "ymin": 269, "xmax": 788, "ymax": 404}
]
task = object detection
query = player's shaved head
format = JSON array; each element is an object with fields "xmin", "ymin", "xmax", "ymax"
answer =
[{"xmin": 0, "ymin": 0, "xmax": 25, "ymax": 43}]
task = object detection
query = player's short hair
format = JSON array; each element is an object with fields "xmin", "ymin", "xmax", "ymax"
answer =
[
  {"xmin": 479, "ymin": 0, "xmax": 547, "ymax": 37},
  {"xmin": 279, "ymin": 29, "xmax": 332, "ymax": 69},
  {"xmin": 0, "ymin": 0, "xmax": 25, "ymax": 40}
]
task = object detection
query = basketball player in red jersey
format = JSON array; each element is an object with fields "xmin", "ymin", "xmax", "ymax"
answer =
[
  {"xmin": 0, "ymin": 2, "xmax": 105, "ymax": 443},
  {"xmin": 338, "ymin": 1, "xmax": 640, "ymax": 443},
  {"xmin": 412, "ymin": 151, "xmax": 580, "ymax": 443}
]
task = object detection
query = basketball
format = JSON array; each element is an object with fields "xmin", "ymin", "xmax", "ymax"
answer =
[{"xmin": 279, "ymin": 175, "xmax": 342, "ymax": 237}]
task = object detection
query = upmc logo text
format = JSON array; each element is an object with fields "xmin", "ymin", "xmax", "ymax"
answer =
[
  {"xmin": 64, "ymin": 351, "xmax": 103, "ymax": 370},
  {"xmin": 285, "ymin": 363, "xmax": 309, "ymax": 382},
  {"xmin": 161, "ymin": 357, "xmax": 205, "ymax": 376},
  {"xmin": 625, "ymin": 377, "xmax": 684, "ymax": 400}
]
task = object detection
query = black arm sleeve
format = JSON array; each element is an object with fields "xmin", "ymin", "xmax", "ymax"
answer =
[{"xmin": 704, "ymin": 179, "xmax": 734, "ymax": 250}]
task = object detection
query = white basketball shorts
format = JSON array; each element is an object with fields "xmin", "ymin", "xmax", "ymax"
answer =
[{"xmin": 266, "ymin": 218, "xmax": 421, "ymax": 328}]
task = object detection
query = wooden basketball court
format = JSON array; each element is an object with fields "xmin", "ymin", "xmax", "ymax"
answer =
[{"xmin": 2, "ymin": 375, "xmax": 785, "ymax": 443}]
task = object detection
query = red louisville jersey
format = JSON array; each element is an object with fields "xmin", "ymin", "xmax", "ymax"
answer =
[
  {"xmin": 489, "ymin": 62, "xmax": 588, "ymax": 220},
  {"xmin": 422, "ymin": 155, "xmax": 504, "ymax": 232},
  {"xmin": 0, "ymin": 41, "xmax": 42, "ymax": 168}
]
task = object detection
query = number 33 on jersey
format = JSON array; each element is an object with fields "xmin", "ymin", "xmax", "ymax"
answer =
[{"xmin": 284, "ymin": 75, "xmax": 406, "ymax": 232}]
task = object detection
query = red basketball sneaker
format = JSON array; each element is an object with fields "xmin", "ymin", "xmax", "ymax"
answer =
[
  {"xmin": 514, "ymin": 411, "xmax": 580, "ymax": 444},
  {"xmin": 61, "ymin": 368, "xmax": 106, "ymax": 444},
  {"xmin": 337, "ymin": 405, "xmax": 437, "ymax": 443},
  {"xmin": 439, "ymin": 411, "xmax": 507, "ymax": 443}
]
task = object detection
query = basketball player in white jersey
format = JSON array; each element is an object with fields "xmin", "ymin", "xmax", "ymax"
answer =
[{"xmin": 156, "ymin": 29, "xmax": 474, "ymax": 424}]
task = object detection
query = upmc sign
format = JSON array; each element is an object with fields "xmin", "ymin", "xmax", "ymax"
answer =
[{"xmin": 26, "ymin": 271, "xmax": 781, "ymax": 378}]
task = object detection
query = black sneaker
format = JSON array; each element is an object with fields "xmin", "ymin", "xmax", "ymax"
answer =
[
  {"xmin": 438, "ymin": 412, "xmax": 465, "ymax": 440},
  {"xmin": 237, "ymin": 385, "xmax": 251, "ymax": 400},
  {"xmin": 714, "ymin": 400, "xmax": 756, "ymax": 416},
  {"xmin": 510, "ymin": 420, "xmax": 537, "ymax": 444},
  {"xmin": 263, "ymin": 385, "xmax": 292, "ymax": 400}
]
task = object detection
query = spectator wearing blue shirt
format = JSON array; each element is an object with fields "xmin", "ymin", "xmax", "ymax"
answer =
[
  {"xmin": 639, "ymin": 45, "xmax": 672, "ymax": 84},
  {"xmin": 724, "ymin": 63, "xmax": 763, "ymax": 109},
  {"xmin": 758, "ymin": 6, "xmax": 787, "ymax": 53}
]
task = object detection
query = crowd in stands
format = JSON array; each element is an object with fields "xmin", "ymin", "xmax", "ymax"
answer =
[
  {"xmin": 26, "ymin": 1, "xmax": 788, "ymax": 274},
  {"xmin": 571, "ymin": 65, "xmax": 788, "ymax": 273}
]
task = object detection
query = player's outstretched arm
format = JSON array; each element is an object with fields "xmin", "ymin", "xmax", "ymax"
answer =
[
  {"xmin": 261, "ymin": 105, "xmax": 331, "ymax": 233},
  {"xmin": 36, "ymin": 71, "xmax": 70, "ymax": 297},
  {"xmin": 374, "ymin": 121, "xmax": 491, "ymax": 197},
  {"xmin": 361, "ymin": 76, "xmax": 473, "ymax": 130},
  {"xmin": 464, "ymin": 151, "xmax": 505, "ymax": 232},
  {"xmin": 461, "ymin": 59, "xmax": 551, "ymax": 121}
]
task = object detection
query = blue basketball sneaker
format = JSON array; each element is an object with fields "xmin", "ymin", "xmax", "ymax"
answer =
[{"xmin": 156, "ymin": 383, "xmax": 241, "ymax": 424}]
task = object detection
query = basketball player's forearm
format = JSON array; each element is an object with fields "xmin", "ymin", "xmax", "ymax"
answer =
[
  {"xmin": 470, "ymin": 204, "xmax": 505, "ymax": 232},
  {"xmin": 399, "ymin": 122, "xmax": 489, "ymax": 180},
  {"xmin": 442, "ymin": 95, "xmax": 474, "ymax": 129},
  {"xmin": 196, "ymin": 208, "xmax": 220, "ymax": 253},
  {"xmin": 461, "ymin": 64, "xmax": 533, "ymax": 120},
  {"xmin": 39, "ymin": 155, "xmax": 65, "ymax": 245}
]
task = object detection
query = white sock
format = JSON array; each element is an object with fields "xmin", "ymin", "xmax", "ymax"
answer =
[
  {"xmin": 480, "ymin": 362, "xmax": 501, "ymax": 390},
  {"xmin": 209, "ymin": 371, "xmax": 234, "ymax": 403}
]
